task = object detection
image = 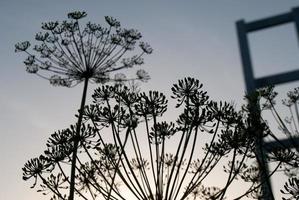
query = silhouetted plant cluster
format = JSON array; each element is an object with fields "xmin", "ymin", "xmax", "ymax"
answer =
[
  {"xmin": 17, "ymin": 10, "xmax": 299, "ymax": 200},
  {"xmin": 16, "ymin": 11, "xmax": 152, "ymax": 200},
  {"xmin": 257, "ymin": 86, "xmax": 299, "ymax": 200},
  {"xmin": 21, "ymin": 77, "xmax": 299, "ymax": 200}
]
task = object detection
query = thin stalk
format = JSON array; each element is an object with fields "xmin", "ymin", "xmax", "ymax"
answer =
[
  {"xmin": 169, "ymin": 108, "xmax": 196, "ymax": 199},
  {"xmin": 289, "ymin": 106, "xmax": 298, "ymax": 132},
  {"xmin": 164, "ymin": 104, "xmax": 191, "ymax": 200},
  {"xmin": 159, "ymin": 133, "xmax": 166, "ymax": 199},
  {"xmin": 181, "ymin": 120, "xmax": 220, "ymax": 199},
  {"xmin": 87, "ymin": 184, "xmax": 96, "ymax": 200},
  {"xmin": 152, "ymin": 115, "xmax": 162, "ymax": 199},
  {"xmin": 269, "ymin": 100, "xmax": 290, "ymax": 135},
  {"xmin": 76, "ymin": 19, "xmax": 88, "ymax": 70},
  {"xmin": 69, "ymin": 77, "xmax": 89, "ymax": 200},
  {"xmin": 222, "ymin": 147, "xmax": 250, "ymax": 199},
  {"xmin": 164, "ymin": 125, "xmax": 186, "ymax": 200},
  {"xmin": 38, "ymin": 174, "xmax": 65, "ymax": 199},
  {"xmin": 217, "ymin": 148, "xmax": 237, "ymax": 200},
  {"xmin": 294, "ymin": 102, "xmax": 299, "ymax": 130},
  {"xmin": 173, "ymin": 126, "xmax": 199, "ymax": 200},
  {"xmin": 110, "ymin": 121, "xmax": 147, "ymax": 199},
  {"xmin": 169, "ymin": 134, "xmax": 190, "ymax": 200},
  {"xmin": 181, "ymin": 153, "xmax": 220, "ymax": 200},
  {"xmin": 105, "ymin": 100, "xmax": 145, "ymax": 199},
  {"xmin": 188, "ymin": 121, "xmax": 218, "ymax": 184},
  {"xmin": 81, "ymin": 143, "xmax": 127, "ymax": 200},
  {"xmin": 75, "ymin": 156, "xmax": 120, "ymax": 200},
  {"xmin": 144, "ymin": 114, "xmax": 158, "ymax": 189},
  {"xmin": 57, "ymin": 162, "xmax": 89, "ymax": 200},
  {"xmin": 233, "ymin": 161, "xmax": 282, "ymax": 200},
  {"xmin": 131, "ymin": 127, "xmax": 154, "ymax": 198}
]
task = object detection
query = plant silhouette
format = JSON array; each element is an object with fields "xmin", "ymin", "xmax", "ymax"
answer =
[
  {"xmin": 16, "ymin": 11, "xmax": 152, "ymax": 200},
  {"xmin": 22, "ymin": 77, "xmax": 299, "ymax": 199},
  {"xmin": 257, "ymin": 86, "xmax": 299, "ymax": 200},
  {"xmin": 16, "ymin": 11, "xmax": 299, "ymax": 200}
]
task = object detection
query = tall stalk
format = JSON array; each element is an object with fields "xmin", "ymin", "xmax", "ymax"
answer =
[{"xmin": 69, "ymin": 77, "xmax": 89, "ymax": 200}]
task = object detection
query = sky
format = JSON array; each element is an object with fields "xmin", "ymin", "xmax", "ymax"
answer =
[{"xmin": 1, "ymin": 0, "xmax": 299, "ymax": 199}]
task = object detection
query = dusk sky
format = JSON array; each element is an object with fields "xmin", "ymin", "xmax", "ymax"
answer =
[{"xmin": 1, "ymin": 1, "xmax": 299, "ymax": 199}]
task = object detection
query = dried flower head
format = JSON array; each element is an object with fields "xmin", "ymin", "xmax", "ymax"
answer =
[{"xmin": 15, "ymin": 11, "xmax": 152, "ymax": 87}]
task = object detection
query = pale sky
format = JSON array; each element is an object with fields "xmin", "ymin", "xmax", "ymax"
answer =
[{"xmin": 1, "ymin": 1, "xmax": 299, "ymax": 199}]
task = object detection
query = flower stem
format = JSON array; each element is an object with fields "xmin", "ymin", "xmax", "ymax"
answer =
[{"xmin": 69, "ymin": 77, "xmax": 89, "ymax": 200}]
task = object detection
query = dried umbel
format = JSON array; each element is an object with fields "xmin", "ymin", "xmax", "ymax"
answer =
[{"xmin": 15, "ymin": 11, "xmax": 151, "ymax": 87}]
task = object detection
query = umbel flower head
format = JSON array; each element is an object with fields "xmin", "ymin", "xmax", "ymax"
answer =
[{"xmin": 15, "ymin": 11, "xmax": 152, "ymax": 87}]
